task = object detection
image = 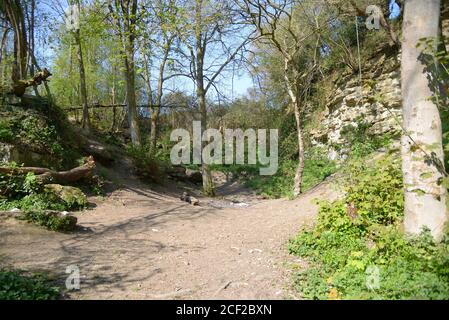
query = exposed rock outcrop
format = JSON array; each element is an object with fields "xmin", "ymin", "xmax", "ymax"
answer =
[{"xmin": 309, "ymin": 49, "xmax": 402, "ymax": 160}]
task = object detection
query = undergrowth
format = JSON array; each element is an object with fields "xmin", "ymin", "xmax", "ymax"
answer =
[
  {"xmin": 289, "ymin": 154, "xmax": 449, "ymax": 300},
  {"xmin": 0, "ymin": 269, "xmax": 60, "ymax": 300},
  {"xmin": 0, "ymin": 164, "xmax": 85, "ymax": 231}
]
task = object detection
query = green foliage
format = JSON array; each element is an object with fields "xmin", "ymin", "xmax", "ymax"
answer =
[
  {"xmin": 126, "ymin": 144, "xmax": 167, "ymax": 183},
  {"xmin": 0, "ymin": 166, "xmax": 42, "ymax": 199},
  {"xmin": 0, "ymin": 106, "xmax": 80, "ymax": 169},
  {"xmin": 0, "ymin": 119, "xmax": 14, "ymax": 141},
  {"xmin": 43, "ymin": 185, "xmax": 88, "ymax": 211},
  {"xmin": 245, "ymin": 148, "xmax": 337, "ymax": 199},
  {"xmin": 0, "ymin": 191, "xmax": 83, "ymax": 213},
  {"xmin": 337, "ymin": 119, "xmax": 395, "ymax": 158},
  {"xmin": 289, "ymin": 154, "xmax": 449, "ymax": 300},
  {"xmin": 0, "ymin": 270, "xmax": 60, "ymax": 300},
  {"xmin": 18, "ymin": 210, "xmax": 77, "ymax": 232}
]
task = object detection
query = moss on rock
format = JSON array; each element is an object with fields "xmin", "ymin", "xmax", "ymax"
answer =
[{"xmin": 44, "ymin": 184, "xmax": 87, "ymax": 210}]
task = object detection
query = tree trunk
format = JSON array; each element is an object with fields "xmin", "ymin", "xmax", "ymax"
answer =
[
  {"xmin": 198, "ymin": 88, "xmax": 215, "ymax": 197},
  {"xmin": 285, "ymin": 59, "xmax": 305, "ymax": 198},
  {"xmin": 149, "ymin": 49, "xmax": 169, "ymax": 156},
  {"xmin": 149, "ymin": 106, "xmax": 161, "ymax": 154},
  {"xmin": 122, "ymin": 0, "xmax": 141, "ymax": 146},
  {"xmin": 3, "ymin": 0, "xmax": 28, "ymax": 82},
  {"xmin": 124, "ymin": 54, "xmax": 141, "ymax": 146},
  {"xmin": 74, "ymin": 26, "xmax": 90, "ymax": 131},
  {"xmin": 111, "ymin": 72, "xmax": 117, "ymax": 132},
  {"xmin": 293, "ymin": 97, "xmax": 305, "ymax": 198},
  {"xmin": 401, "ymin": 0, "xmax": 448, "ymax": 241},
  {"xmin": 195, "ymin": 0, "xmax": 215, "ymax": 196}
]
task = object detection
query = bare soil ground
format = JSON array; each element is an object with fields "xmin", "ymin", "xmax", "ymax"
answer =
[{"xmin": 0, "ymin": 159, "xmax": 340, "ymax": 300}]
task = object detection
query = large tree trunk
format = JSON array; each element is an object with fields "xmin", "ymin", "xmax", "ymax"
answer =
[
  {"xmin": 115, "ymin": 0, "xmax": 141, "ymax": 146},
  {"xmin": 195, "ymin": 0, "xmax": 215, "ymax": 197},
  {"xmin": 198, "ymin": 88, "xmax": 215, "ymax": 197},
  {"xmin": 401, "ymin": 0, "xmax": 448, "ymax": 241},
  {"xmin": 3, "ymin": 0, "xmax": 28, "ymax": 82}
]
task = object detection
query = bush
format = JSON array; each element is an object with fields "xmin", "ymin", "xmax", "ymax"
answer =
[
  {"xmin": 0, "ymin": 270, "xmax": 60, "ymax": 300},
  {"xmin": 18, "ymin": 210, "xmax": 77, "ymax": 232},
  {"xmin": 289, "ymin": 154, "xmax": 449, "ymax": 300},
  {"xmin": 245, "ymin": 148, "xmax": 337, "ymax": 199},
  {"xmin": 126, "ymin": 144, "xmax": 166, "ymax": 183},
  {"xmin": 0, "ymin": 166, "xmax": 42, "ymax": 199}
]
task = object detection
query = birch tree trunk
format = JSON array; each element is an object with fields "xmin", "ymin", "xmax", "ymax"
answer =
[{"xmin": 401, "ymin": 0, "xmax": 448, "ymax": 241}]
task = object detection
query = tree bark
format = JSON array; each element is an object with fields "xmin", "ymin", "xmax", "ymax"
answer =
[
  {"xmin": 2, "ymin": 0, "xmax": 28, "ymax": 82},
  {"xmin": 195, "ymin": 0, "xmax": 215, "ymax": 197},
  {"xmin": 284, "ymin": 59, "xmax": 305, "ymax": 198},
  {"xmin": 74, "ymin": 25, "xmax": 90, "ymax": 131},
  {"xmin": 292, "ymin": 98, "xmax": 305, "ymax": 198},
  {"xmin": 401, "ymin": 0, "xmax": 448, "ymax": 241},
  {"xmin": 122, "ymin": 0, "xmax": 141, "ymax": 146},
  {"xmin": 10, "ymin": 68, "xmax": 51, "ymax": 96},
  {"xmin": 0, "ymin": 156, "xmax": 96, "ymax": 185}
]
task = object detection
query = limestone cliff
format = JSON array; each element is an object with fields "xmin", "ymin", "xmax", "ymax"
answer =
[{"xmin": 309, "ymin": 47, "xmax": 402, "ymax": 160}]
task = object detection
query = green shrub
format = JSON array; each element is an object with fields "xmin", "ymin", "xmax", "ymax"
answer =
[
  {"xmin": 289, "ymin": 154, "xmax": 449, "ymax": 300},
  {"xmin": 245, "ymin": 148, "xmax": 337, "ymax": 199},
  {"xmin": 126, "ymin": 144, "xmax": 166, "ymax": 183},
  {"xmin": 18, "ymin": 210, "xmax": 77, "ymax": 232},
  {"xmin": 0, "ymin": 190, "xmax": 86, "ymax": 213},
  {"xmin": 0, "ymin": 167, "xmax": 42, "ymax": 199},
  {"xmin": 0, "ymin": 270, "xmax": 60, "ymax": 300},
  {"xmin": 0, "ymin": 119, "xmax": 14, "ymax": 141}
]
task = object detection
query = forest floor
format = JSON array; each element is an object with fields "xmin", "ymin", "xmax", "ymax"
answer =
[{"xmin": 0, "ymin": 155, "xmax": 341, "ymax": 300}]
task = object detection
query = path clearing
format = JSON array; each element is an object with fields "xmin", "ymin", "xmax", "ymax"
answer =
[{"xmin": 0, "ymin": 167, "xmax": 340, "ymax": 300}]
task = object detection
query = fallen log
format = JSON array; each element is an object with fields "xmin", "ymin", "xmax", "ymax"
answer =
[{"xmin": 0, "ymin": 156, "xmax": 96, "ymax": 184}]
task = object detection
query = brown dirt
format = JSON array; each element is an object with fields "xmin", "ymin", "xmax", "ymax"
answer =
[{"xmin": 0, "ymin": 160, "xmax": 340, "ymax": 300}]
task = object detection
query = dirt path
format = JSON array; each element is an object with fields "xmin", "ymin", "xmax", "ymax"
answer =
[{"xmin": 0, "ymin": 165, "xmax": 340, "ymax": 300}]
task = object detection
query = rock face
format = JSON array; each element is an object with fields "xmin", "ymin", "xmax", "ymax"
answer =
[
  {"xmin": 309, "ymin": 50, "xmax": 402, "ymax": 160},
  {"xmin": 0, "ymin": 142, "xmax": 55, "ymax": 166}
]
